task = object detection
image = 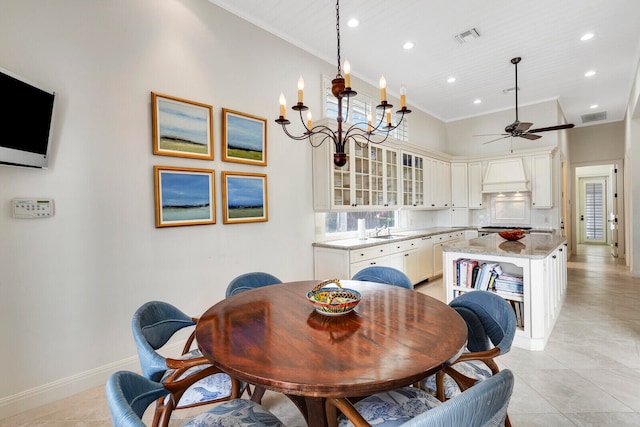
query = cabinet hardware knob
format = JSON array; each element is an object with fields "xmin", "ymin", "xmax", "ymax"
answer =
[{"xmin": 552, "ymin": 255, "xmax": 557, "ymax": 259}]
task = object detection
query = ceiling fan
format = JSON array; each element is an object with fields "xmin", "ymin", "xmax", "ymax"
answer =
[{"xmin": 480, "ymin": 57, "xmax": 575, "ymax": 145}]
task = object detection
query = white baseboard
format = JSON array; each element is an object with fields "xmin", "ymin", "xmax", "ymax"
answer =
[
  {"xmin": 0, "ymin": 356, "xmax": 140, "ymax": 420},
  {"xmin": 0, "ymin": 341, "xmax": 190, "ymax": 421},
  {"xmin": 0, "ymin": 354, "xmax": 140, "ymax": 420}
]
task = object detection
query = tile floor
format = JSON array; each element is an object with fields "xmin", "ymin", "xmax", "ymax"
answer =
[{"xmin": 2, "ymin": 244, "xmax": 639, "ymax": 426}]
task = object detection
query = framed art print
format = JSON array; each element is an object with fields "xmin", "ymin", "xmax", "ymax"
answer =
[
  {"xmin": 152, "ymin": 92, "xmax": 214, "ymax": 160},
  {"xmin": 154, "ymin": 166, "xmax": 215, "ymax": 227},
  {"xmin": 222, "ymin": 171, "xmax": 268, "ymax": 224},
  {"xmin": 222, "ymin": 108, "xmax": 267, "ymax": 166}
]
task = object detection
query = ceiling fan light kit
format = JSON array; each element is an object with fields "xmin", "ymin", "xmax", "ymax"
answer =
[{"xmin": 479, "ymin": 56, "xmax": 575, "ymax": 148}]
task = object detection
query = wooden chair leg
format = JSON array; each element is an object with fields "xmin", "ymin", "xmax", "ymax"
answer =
[{"xmin": 250, "ymin": 385, "xmax": 267, "ymax": 404}]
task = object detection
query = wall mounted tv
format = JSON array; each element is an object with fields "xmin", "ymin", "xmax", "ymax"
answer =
[{"xmin": 0, "ymin": 67, "xmax": 56, "ymax": 168}]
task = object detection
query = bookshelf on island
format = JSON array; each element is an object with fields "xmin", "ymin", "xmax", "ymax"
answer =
[{"xmin": 443, "ymin": 233, "xmax": 567, "ymax": 351}]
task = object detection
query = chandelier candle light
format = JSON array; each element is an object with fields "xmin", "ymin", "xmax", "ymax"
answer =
[{"xmin": 275, "ymin": 0, "xmax": 411, "ymax": 167}]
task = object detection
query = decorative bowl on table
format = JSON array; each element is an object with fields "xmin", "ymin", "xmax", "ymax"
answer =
[
  {"xmin": 498, "ymin": 229, "xmax": 526, "ymax": 241},
  {"xmin": 307, "ymin": 279, "xmax": 361, "ymax": 316}
]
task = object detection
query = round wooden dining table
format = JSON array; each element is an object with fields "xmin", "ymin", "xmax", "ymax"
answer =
[{"xmin": 195, "ymin": 280, "xmax": 467, "ymax": 427}]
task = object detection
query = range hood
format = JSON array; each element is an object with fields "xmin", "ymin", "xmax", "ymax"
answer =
[{"xmin": 482, "ymin": 158, "xmax": 530, "ymax": 193}]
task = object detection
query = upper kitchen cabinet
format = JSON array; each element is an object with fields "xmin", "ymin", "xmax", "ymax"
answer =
[
  {"xmin": 312, "ymin": 138, "xmax": 401, "ymax": 211},
  {"xmin": 468, "ymin": 161, "xmax": 484, "ymax": 208},
  {"xmin": 401, "ymin": 152, "xmax": 426, "ymax": 208},
  {"xmin": 531, "ymin": 154, "xmax": 553, "ymax": 208},
  {"xmin": 370, "ymin": 145, "xmax": 400, "ymax": 208},
  {"xmin": 450, "ymin": 162, "xmax": 468, "ymax": 208},
  {"xmin": 430, "ymin": 158, "xmax": 451, "ymax": 208}
]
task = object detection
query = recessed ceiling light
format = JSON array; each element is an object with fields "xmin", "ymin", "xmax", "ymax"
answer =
[
  {"xmin": 590, "ymin": 104, "xmax": 599, "ymax": 109},
  {"xmin": 585, "ymin": 70, "xmax": 597, "ymax": 77},
  {"xmin": 581, "ymin": 32, "xmax": 595, "ymax": 41},
  {"xmin": 473, "ymin": 99, "xmax": 482, "ymax": 104},
  {"xmin": 403, "ymin": 41, "xmax": 415, "ymax": 50},
  {"xmin": 347, "ymin": 18, "xmax": 359, "ymax": 28},
  {"xmin": 447, "ymin": 77, "xmax": 456, "ymax": 83}
]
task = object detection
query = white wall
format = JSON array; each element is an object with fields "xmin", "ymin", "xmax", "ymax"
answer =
[
  {"xmin": 625, "ymin": 52, "xmax": 640, "ymax": 274},
  {"xmin": 0, "ymin": 0, "xmax": 449, "ymax": 417}
]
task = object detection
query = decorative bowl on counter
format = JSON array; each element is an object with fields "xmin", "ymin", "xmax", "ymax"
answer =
[
  {"xmin": 307, "ymin": 279, "xmax": 361, "ymax": 316},
  {"xmin": 498, "ymin": 229, "xmax": 526, "ymax": 241}
]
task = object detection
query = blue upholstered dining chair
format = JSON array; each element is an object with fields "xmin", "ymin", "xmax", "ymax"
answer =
[
  {"xmin": 421, "ymin": 290, "xmax": 516, "ymax": 405},
  {"xmin": 326, "ymin": 369, "xmax": 514, "ymax": 427},
  {"xmin": 351, "ymin": 266, "xmax": 413, "ymax": 289},
  {"xmin": 225, "ymin": 272, "xmax": 282, "ymax": 297},
  {"xmin": 106, "ymin": 370, "xmax": 284, "ymax": 427},
  {"xmin": 131, "ymin": 301, "xmax": 244, "ymax": 427}
]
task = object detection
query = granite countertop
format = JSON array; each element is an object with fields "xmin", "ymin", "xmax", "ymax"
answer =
[
  {"xmin": 312, "ymin": 227, "xmax": 468, "ymax": 250},
  {"xmin": 443, "ymin": 234, "xmax": 567, "ymax": 259}
]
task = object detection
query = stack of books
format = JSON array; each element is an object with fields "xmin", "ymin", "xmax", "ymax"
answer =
[
  {"xmin": 453, "ymin": 259, "xmax": 500, "ymax": 291},
  {"xmin": 452, "ymin": 258, "xmax": 524, "ymax": 297},
  {"xmin": 493, "ymin": 272, "xmax": 524, "ymax": 299}
]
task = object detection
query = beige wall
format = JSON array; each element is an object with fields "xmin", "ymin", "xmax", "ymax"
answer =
[{"xmin": 570, "ymin": 122, "xmax": 625, "ymax": 164}]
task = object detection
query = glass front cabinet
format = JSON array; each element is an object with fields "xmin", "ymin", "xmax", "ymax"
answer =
[
  {"xmin": 312, "ymin": 139, "xmax": 400, "ymax": 211},
  {"xmin": 401, "ymin": 152, "xmax": 426, "ymax": 208}
]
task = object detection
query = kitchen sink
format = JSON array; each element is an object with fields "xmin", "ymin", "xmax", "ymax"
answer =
[{"xmin": 369, "ymin": 235, "xmax": 402, "ymax": 239}]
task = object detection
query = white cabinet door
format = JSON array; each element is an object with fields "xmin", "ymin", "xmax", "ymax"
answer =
[
  {"xmin": 417, "ymin": 236, "xmax": 434, "ymax": 282},
  {"xmin": 450, "ymin": 163, "xmax": 468, "ymax": 208},
  {"xmin": 531, "ymin": 154, "xmax": 552, "ymax": 208},
  {"xmin": 401, "ymin": 152, "xmax": 426, "ymax": 208},
  {"xmin": 370, "ymin": 146, "xmax": 400, "ymax": 208},
  {"xmin": 384, "ymin": 148, "xmax": 400, "ymax": 208},
  {"xmin": 312, "ymin": 139, "xmax": 372, "ymax": 210},
  {"xmin": 402, "ymin": 249, "xmax": 419, "ymax": 285},
  {"xmin": 468, "ymin": 161, "xmax": 483, "ymax": 209},
  {"xmin": 431, "ymin": 160, "xmax": 451, "ymax": 208}
]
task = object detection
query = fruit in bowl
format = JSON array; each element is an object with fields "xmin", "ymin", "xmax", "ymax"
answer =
[{"xmin": 498, "ymin": 229, "xmax": 526, "ymax": 241}]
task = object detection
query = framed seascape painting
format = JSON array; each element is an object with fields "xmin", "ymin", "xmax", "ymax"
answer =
[
  {"xmin": 222, "ymin": 108, "xmax": 267, "ymax": 166},
  {"xmin": 152, "ymin": 92, "xmax": 214, "ymax": 160},
  {"xmin": 154, "ymin": 166, "xmax": 215, "ymax": 227},
  {"xmin": 222, "ymin": 171, "xmax": 268, "ymax": 224}
]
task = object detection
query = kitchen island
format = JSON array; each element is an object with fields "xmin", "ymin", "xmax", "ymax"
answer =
[{"xmin": 443, "ymin": 233, "xmax": 567, "ymax": 351}]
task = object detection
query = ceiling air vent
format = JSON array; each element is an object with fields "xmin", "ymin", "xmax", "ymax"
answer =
[
  {"xmin": 454, "ymin": 28, "xmax": 480, "ymax": 44},
  {"xmin": 581, "ymin": 111, "xmax": 607, "ymax": 123}
]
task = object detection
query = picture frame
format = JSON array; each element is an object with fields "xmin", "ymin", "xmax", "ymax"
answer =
[
  {"xmin": 152, "ymin": 92, "xmax": 214, "ymax": 160},
  {"xmin": 154, "ymin": 166, "xmax": 215, "ymax": 227},
  {"xmin": 222, "ymin": 108, "xmax": 267, "ymax": 166},
  {"xmin": 222, "ymin": 171, "xmax": 268, "ymax": 224}
]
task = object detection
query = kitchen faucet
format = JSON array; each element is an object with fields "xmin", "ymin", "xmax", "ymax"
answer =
[{"xmin": 374, "ymin": 224, "xmax": 388, "ymax": 236}]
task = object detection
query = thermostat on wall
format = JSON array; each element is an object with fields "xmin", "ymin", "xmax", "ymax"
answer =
[{"xmin": 12, "ymin": 198, "xmax": 55, "ymax": 218}]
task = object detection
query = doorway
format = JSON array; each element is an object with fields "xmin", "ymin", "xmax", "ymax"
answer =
[
  {"xmin": 578, "ymin": 177, "xmax": 607, "ymax": 244},
  {"xmin": 574, "ymin": 163, "xmax": 622, "ymax": 258}
]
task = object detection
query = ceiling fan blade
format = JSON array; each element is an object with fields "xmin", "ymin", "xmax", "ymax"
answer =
[
  {"xmin": 482, "ymin": 135, "xmax": 510, "ymax": 144},
  {"xmin": 519, "ymin": 133, "xmax": 542, "ymax": 140},
  {"xmin": 527, "ymin": 123, "xmax": 575, "ymax": 134},
  {"xmin": 515, "ymin": 122, "xmax": 533, "ymax": 132},
  {"xmin": 473, "ymin": 133, "xmax": 509, "ymax": 137}
]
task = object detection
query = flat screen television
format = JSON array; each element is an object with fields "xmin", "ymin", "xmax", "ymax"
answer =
[{"xmin": 0, "ymin": 67, "xmax": 56, "ymax": 168}]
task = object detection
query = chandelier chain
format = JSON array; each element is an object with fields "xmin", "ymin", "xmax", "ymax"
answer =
[{"xmin": 335, "ymin": 0, "xmax": 341, "ymax": 77}]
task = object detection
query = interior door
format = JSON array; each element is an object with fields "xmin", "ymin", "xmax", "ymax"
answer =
[
  {"xmin": 609, "ymin": 165, "xmax": 619, "ymax": 257},
  {"xmin": 578, "ymin": 177, "xmax": 607, "ymax": 244}
]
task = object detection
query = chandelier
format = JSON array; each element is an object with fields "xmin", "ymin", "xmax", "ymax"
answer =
[{"xmin": 275, "ymin": 0, "xmax": 411, "ymax": 167}]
